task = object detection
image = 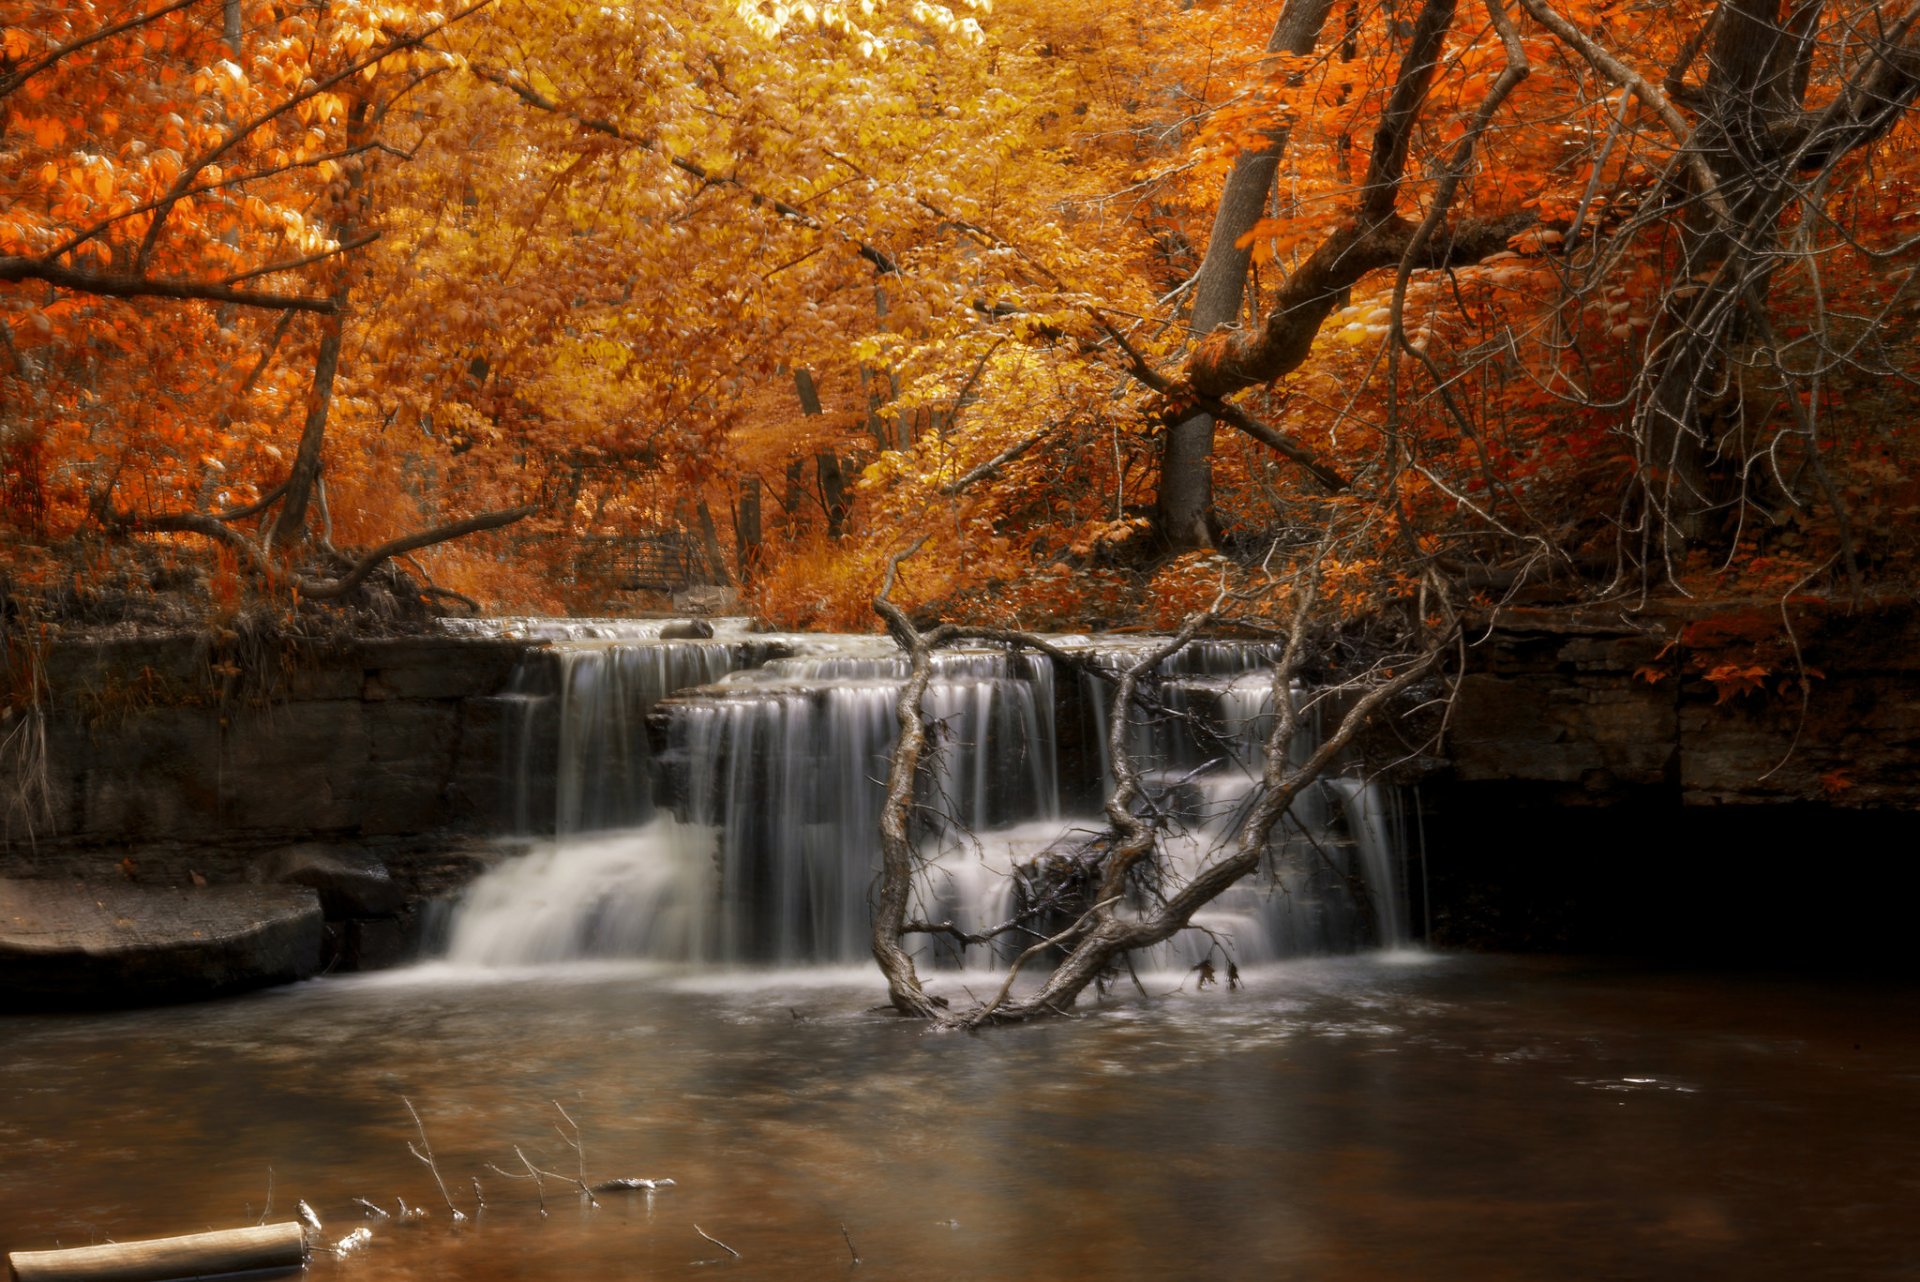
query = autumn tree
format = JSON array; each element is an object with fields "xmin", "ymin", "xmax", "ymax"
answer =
[
  {"xmin": 816, "ymin": 0, "xmax": 1920, "ymax": 1020},
  {"xmin": 0, "ymin": 0, "xmax": 533, "ymax": 613}
]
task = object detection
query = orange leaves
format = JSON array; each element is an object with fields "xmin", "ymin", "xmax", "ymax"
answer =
[
  {"xmin": 23, "ymin": 114, "xmax": 65, "ymax": 148},
  {"xmin": 1703, "ymin": 662, "xmax": 1770, "ymax": 703},
  {"xmin": 0, "ymin": 0, "xmax": 466, "ymax": 577}
]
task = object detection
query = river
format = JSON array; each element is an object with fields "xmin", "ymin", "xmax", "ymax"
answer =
[{"xmin": 3, "ymin": 953, "xmax": 1915, "ymax": 1279}]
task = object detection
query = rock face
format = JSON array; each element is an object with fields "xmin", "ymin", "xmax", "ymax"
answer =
[
  {"xmin": 1444, "ymin": 601, "xmax": 1920, "ymax": 807},
  {"xmin": 0, "ymin": 633, "xmax": 532, "ymax": 999},
  {"xmin": 4, "ymin": 634, "xmax": 536, "ymax": 883},
  {"xmin": 0, "ymin": 878, "xmax": 324, "ymax": 1008},
  {"xmin": 1419, "ymin": 600, "xmax": 1920, "ymax": 960}
]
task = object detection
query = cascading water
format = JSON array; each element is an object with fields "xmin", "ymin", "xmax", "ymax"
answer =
[{"xmin": 442, "ymin": 624, "xmax": 1416, "ymax": 971}]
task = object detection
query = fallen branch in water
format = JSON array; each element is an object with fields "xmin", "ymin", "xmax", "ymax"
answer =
[
  {"xmin": 485, "ymin": 1146, "xmax": 551, "ymax": 1218},
  {"xmin": 8, "ymin": 1223, "xmax": 307, "ymax": 1282},
  {"xmin": 549, "ymin": 1100, "xmax": 600, "ymax": 1208}
]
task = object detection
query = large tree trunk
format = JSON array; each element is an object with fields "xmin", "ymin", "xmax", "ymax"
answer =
[{"xmin": 1159, "ymin": 0, "xmax": 1337, "ymax": 551}]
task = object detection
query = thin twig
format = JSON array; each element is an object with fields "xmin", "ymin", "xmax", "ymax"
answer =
[
  {"xmin": 694, "ymin": 1225, "xmax": 742, "ymax": 1259},
  {"xmin": 550, "ymin": 1100, "xmax": 600, "ymax": 1207},
  {"xmin": 403, "ymin": 1096, "xmax": 467, "ymax": 1221}
]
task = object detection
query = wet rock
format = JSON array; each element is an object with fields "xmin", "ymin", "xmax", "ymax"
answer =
[
  {"xmin": 247, "ymin": 844, "xmax": 405, "ymax": 918},
  {"xmin": 659, "ymin": 619, "xmax": 715, "ymax": 639},
  {"xmin": 0, "ymin": 878, "xmax": 323, "ymax": 1008}
]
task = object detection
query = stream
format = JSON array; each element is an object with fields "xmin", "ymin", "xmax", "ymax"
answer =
[{"xmin": 3, "ymin": 954, "xmax": 1916, "ymax": 1279}]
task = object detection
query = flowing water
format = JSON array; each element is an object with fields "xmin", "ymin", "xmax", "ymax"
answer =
[
  {"xmin": 2, "ymin": 956, "xmax": 1915, "ymax": 1280},
  {"xmin": 448, "ymin": 623, "xmax": 1402, "ymax": 972}
]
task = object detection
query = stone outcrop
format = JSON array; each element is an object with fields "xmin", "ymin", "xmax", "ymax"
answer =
[
  {"xmin": 246, "ymin": 844, "xmax": 405, "ymax": 918},
  {"xmin": 1420, "ymin": 599, "xmax": 1920, "ymax": 959},
  {"xmin": 0, "ymin": 632, "xmax": 538, "ymax": 998},
  {"xmin": 5, "ymin": 633, "xmax": 538, "ymax": 882},
  {"xmin": 1444, "ymin": 600, "xmax": 1920, "ymax": 807},
  {"xmin": 0, "ymin": 878, "xmax": 324, "ymax": 1008}
]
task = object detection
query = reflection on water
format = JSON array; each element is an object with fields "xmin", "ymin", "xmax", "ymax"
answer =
[{"xmin": 2, "ymin": 956, "xmax": 1916, "ymax": 1280}]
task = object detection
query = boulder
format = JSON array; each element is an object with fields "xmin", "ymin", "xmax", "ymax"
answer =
[
  {"xmin": 246, "ymin": 844, "xmax": 406, "ymax": 918},
  {"xmin": 659, "ymin": 619, "xmax": 716, "ymax": 639},
  {"xmin": 0, "ymin": 878, "xmax": 323, "ymax": 1008}
]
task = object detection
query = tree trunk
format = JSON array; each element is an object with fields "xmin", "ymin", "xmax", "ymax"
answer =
[
  {"xmin": 1639, "ymin": 0, "xmax": 1801, "ymax": 555},
  {"xmin": 1159, "ymin": 0, "xmax": 1337, "ymax": 550},
  {"xmin": 793, "ymin": 367, "xmax": 822, "ymax": 417},
  {"xmin": 736, "ymin": 475, "xmax": 762, "ymax": 581},
  {"xmin": 781, "ymin": 456, "xmax": 808, "ymax": 534},
  {"xmin": 9, "ymin": 1222, "xmax": 307, "ymax": 1282},
  {"xmin": 695, "ymin": 499, "xmax": 731, "ymax": 586},
  {"xmin": 270, "ymin": 99, "xmax": 369, "ymax": 552},
  {"xmin": 816, "ymin": 451, "xmax": 849, "ymax": 539}
]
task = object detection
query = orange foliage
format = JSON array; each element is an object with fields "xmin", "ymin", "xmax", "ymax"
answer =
[{"xmin": 4, "ymin": 0, "xmax": 1920, "ymax": 634}]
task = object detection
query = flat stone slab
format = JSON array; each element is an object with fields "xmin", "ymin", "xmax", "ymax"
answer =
[{"xmin": 0, "ymin": 879, "xmax": 323, "ymax": 1009}]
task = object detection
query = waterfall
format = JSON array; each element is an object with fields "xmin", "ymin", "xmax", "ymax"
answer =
[
  {"xmin": 494, "ymin": 630, "xmax": 765, "ymax": 835},
  {"xmin": 443, "ymin": 629, "xmax": 1416, "ymax": 970},
  {"xmin": 1324, "ymin": 776, "xmax": 1410, "ymax": 949}
]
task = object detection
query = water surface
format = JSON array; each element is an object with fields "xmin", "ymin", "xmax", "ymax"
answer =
[{"xmin": 2, "ymin": 955, "xmax": 1915, "ymax": 1280}]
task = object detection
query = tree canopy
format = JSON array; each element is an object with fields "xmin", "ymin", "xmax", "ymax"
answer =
[{"xmin": 4, "ymin": 0, "xmax": 1919, "ymax": 630}]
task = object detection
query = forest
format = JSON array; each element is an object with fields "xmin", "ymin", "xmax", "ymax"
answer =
[
  {"xmin": 3, "ymin": 0, "xmax": 1917, "ymax": 641},
  {"xmin": 3, "ymin": 7, "xmax": 1919, "ymax": 1269}
]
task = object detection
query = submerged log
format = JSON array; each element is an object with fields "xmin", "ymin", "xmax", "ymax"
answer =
[{"xmin": 8, "ymin": 1222, "xmax": 307, "ymax": 1282}]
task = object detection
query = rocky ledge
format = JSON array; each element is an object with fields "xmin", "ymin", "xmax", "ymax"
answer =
[
  {"xmin": 0, "ymin": 878, "xmax": 324, "ymax": 1009},
  {"xmin": 1445, "ymin": 598, "xmax": 1920, "ymax": 807}
]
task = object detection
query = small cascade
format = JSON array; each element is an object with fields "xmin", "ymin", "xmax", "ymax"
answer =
[
  {"xmin": 444, "ymin": 627, "xmax": 1417, "ymax": 971},
  {"xmin": 652, "ymin": 647, "xmax": 1062, "ymax": 964},
  {"xmin": 1324, "ymin": 777, "xmax": 1409, "ymax": 949},
  {"xmin": 491, "ymin": 621, "xmax": 772, "ymax": 835},
  {"xmin": 443, "ymin": 824, "xmax": 717, "ymax": 965}
]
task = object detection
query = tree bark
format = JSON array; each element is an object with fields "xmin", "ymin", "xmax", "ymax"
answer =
[
  {"xmin": 9, "ymin": 1223, "xmax": 307, "ymax": 1282},
  {"xmin": 695, "ymin": 499, "xmax": 731, "ymax": 586},
  {"xmin": 1185, "ymin": 214, "xmax": 1529, "ymax": 401},
  {"xmin": 869, "ymin": 544, "xmax": 956, "ymax": 1017},
  {"xmin": 736, "ymin": 475, "xmax": 762, "ymax": 582},
  {"xmin": 793, "ymin": 368, "xmax": 822, "ymax": 416},
  {"xmin": 816, "ymin": 452, "xmax": 849, "ymax": 539},
  {"xmin": 1159, "ymin": 0, "xmax": 1338, "ymax": 550}
]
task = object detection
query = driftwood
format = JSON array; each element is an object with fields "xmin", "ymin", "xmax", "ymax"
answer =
[{"xmin": 8, "ymin": 1222, "xmax": 306, "ymax": 1282}]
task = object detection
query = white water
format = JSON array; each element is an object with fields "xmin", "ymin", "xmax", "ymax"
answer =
[{"xmin": 444, "ymin": 628, "xmax": 1414, "ymax": 971}]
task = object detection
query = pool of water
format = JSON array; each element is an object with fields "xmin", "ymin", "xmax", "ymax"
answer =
[{"xmin": 2, "ymin": 954, "xmax": 1916, "ymax": 1280}]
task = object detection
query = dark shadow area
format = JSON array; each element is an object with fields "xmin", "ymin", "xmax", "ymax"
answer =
[{"xmin": 1417, "ymin": 785, "xmax": 1920, "ymax": 975}]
